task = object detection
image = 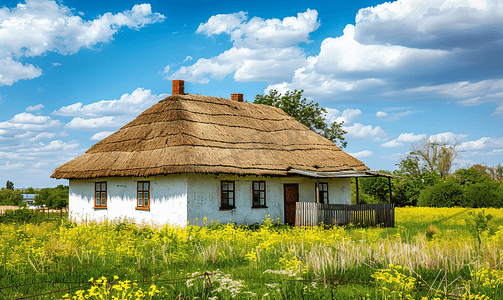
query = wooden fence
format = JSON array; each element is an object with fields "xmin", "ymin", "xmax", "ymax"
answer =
[{"xmin": 295, "ymin": 202, "xmax": 395, "ymax": 228}]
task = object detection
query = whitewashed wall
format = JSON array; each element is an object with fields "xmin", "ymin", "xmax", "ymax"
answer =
[
  {"xmin": 186, "ymin": 174, "xmax": 351, "ymax": 226},
  {"xmin": 68, "ymin": 174, "xmax": 351, "ymax": 227},
  {"xmin": 68, "ymin": 175, "xmax": 187, "ymax": 226}
]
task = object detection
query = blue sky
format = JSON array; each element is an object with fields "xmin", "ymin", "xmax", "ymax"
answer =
[{"xmin": 0, "ymin": 0, "xmax": 502, "ymax": 188}]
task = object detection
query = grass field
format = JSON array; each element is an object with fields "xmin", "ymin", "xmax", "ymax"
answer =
[{"xmin": 1, "ymin": 207, "xmax": 503, "ymax": 299}]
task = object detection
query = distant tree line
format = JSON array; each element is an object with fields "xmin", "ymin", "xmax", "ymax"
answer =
[
  {"xmin": 0, "ymin": 181, "xmax": 69, "ymax": 209},
  {"xmin": 354, "ymin": 139, "xmax": 503, "ymax": 208}
]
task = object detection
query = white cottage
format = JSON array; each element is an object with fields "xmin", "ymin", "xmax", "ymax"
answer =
[{"xmin": 51, "ymin": 80, "xmax": 372, "ymax": 227}]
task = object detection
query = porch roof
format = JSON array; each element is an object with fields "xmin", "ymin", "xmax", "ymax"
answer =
[{"xmin": 289, "ymin": 169, "xmax": 398, "ymax": 178}]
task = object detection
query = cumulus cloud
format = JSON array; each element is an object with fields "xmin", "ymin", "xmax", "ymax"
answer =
[
  {"xmin": 348, "ymin": 150, "xmax": 373, "ymax": 158},
  {"xmin": 460, "ymin": 137, "xmax": 503, "ymax": 151},
  {"xmin": 90, "ymin": 131, "xmax": 114, "ymax": 141},
  {"xmin": 0, "ymin": 0, "xmax": 165, "ymax": 86},
  {"xmin": 397, "ymin": 133, "xmax": 426, "ymax": 143},
  {"xmin": 53, "ymin": 88, "xmax": 168, "ymax": 117},
  {"xmin": 64, "ymin": 116, "xmax": 121, "ymax": 130},
  {"xmin": 324, "ymin": 108, "xmax": 361, "ymax": 125},
  {"xmin": 428, "ymin": 132, "xmax": 468, "ymax": 144},
  {"xmin": 29, "ymin": 132, "xmax": 56, "ymax": 142},
  {"xmin": 26, "ymin": 104, "xmax": 44, "ymax": 112},
  {"xmin": 0, "ymin": 113, "xmax": 61, "ymax": 133},
  {"xmin": 169, "ymin": 9, "xmax": 319, "ymax": 84},
  {"xmin": 354, "ymin": 0, "xmax": 503, "ymax": 50},
  {"xmin": 343, "ymin": 123, "xmax": 386, "ymax": 140},
  {"xmin": 376, "ymin": 111, "xmax": 387, "ymax": 117},
  {"xmin": 380, "ymin": 140, "xmax": 404, "ymax": 148}
]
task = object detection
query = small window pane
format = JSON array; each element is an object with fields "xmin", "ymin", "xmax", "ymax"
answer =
[
  {"xmin": 101, "ymin": 183, "xmax": 106, "ymax": 191},
  {"xmin": 260, "ymin": 191, "xmax": 264, "ymax": 198},
  {"xmin": 228, "ymin": 191, "xmax": 233, "ymax": 199},
  {"xmin": 144, "ymin": 192, "xmax": 149, "ymax": 205},
  {"xmin": 144, "ymin": 182, "xmax": 149, "ymax": 191},
  {"xmin": 223, "ymin": 183, "xmax": 228, "ymax": 191},
  {"xmin": 95, "ymin": 183, "xmax": 100, "ymax": 192},
  {"xmin": 229, "ymin": 198, "xmax": 234, "ymax": 206},
  {"xmin": 260, "ymin": 182, "xmax": 265, "ymax": 190},
  {"xmin": 138, "ymin": 192, "xmax": 143, "ymax": 206},
  {"xmin": 260, "ymin": 198, "xmax": 264, "ymax": 206},
  {"xmin": 138, "ymin": 182, "xmax": 143, "ymax": 191},
  {"xmin": 101, "ymin": 192, "xmax": 106, "ymax": 205},
  {"xmin": 254, "ymin": 182, "xmax": 259, "ymax": 190},
  {"xmin": 229, "ymin": 182, "xmax": 234, "ymax": 189},
  {"xmin": 95, "ymin": 192, "xmax": 100, "ymax": 205}
]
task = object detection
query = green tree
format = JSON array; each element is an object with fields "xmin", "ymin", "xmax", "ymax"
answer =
[
  {"xmin": 34, "ymin": 185, "xmax": 69, "ymax": 209},
  {"xmin": 409, "ymin": 138, "xmax": 460, "ymax": 178},
  {"xmin": 418, "ymin": 180, "xmax": 465, "ymax": 207},
  {"xmin": 254, "ymin": 89, "xmax": 348, "ymax": 148},
  {"xmin": 5, "ymin": 180, "xmax": 14, "ymax": 190},
  {"xmin": 0, "ymin": 188, "xmax": 23, "ymax": 206}
]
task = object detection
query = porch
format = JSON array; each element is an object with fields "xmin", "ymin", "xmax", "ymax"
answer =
[
  {"xmin": 295, "ymin": 202, "xmax": 395, "ymax": 227},
  {"xmin": 288, "ymin": 169, "xmax": 397, "ymax": 228}
]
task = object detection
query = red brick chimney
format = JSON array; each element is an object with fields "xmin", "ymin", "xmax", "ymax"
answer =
[
  {"xmin": 231, "ymin": 93, "xmax": 243, "ymax": 102},
  {"xmin": 172, "ymin": 80, "xmax": 184, "ymax": 95}
]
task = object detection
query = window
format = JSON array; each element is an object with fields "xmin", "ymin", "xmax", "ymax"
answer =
[
  {"xmin": 252, "ymin": 181, "xmax": 266, "ymax": 207},
  {"xmin": 221, "ymin": 181, "xmax": 235, "ymax": 209},
  {"xmin": 319, "ymin": 182, "xmax": 328, "ymax": 204},
  {"xmin": 137, "ymin": 181, "xmax": 150, "ymax": 210},
  {"xmin": 94, "ymin": 182, "xmax": 107, "ymax": 208}
]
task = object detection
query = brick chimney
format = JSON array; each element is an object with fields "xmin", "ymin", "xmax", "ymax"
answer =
[
  {"xmin": 172, "ymin": 80, "xmax": 184, "ymax": 95},
  {"xmin": 231, "ymin": 93, "xmax": 243, "ymax": 102}
]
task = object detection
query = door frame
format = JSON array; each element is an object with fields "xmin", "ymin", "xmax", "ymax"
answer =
[{"xmin": 283, "ymin": 183, "xmax": 299, "ymax": 225}]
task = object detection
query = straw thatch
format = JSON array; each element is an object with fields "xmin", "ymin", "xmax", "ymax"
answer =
[{"xmin": 51, "ymin": 94, "xmax": 368, "ymax": 179}]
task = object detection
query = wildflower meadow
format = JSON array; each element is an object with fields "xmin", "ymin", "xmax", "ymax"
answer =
[{"xmin": 1, "ymin": 207, "xmax": 503, "ymax": 299}]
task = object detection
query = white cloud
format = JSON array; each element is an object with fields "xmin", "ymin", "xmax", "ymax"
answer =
[
  {"xmin": 29, "ymin": 132, "xmax": 56, "ymax": 142},
  {"xmin": 197, "ymin": 9, "xmax": 320, "ymax": 49},
  {"xmin": 170, "ymin": 9, "xmax": 319, "ymax": 84},
  {"xmin": 380, "ymin": 140, "xmax": 404, "ymax": 148},
  {"xmin": 183, "ymin": 56, "xmax": 192, "ymax": 63},
  {"xmin": 335, "ymin": 109, "xmax": 361, "ymax": 125},
  {"xmin": 0, "ymin": 161, "xmax": 24, "ymax": 170},
  {"xmin": 354, "ymin": 0, "xmax": 503, "ymax": 50},
  {"xmin": 343, "ymin": 123, "xmax": 386, "ymax": 140},
  {"xmin": 397, "ymin": 133, "xmax": 426, "ymax": 143},
  {"xmin": 0, "ymin": 1, "xmax": 165, "ymax": 86},
  {"xmin": 52, "ymin": 62, "xmax": 61, "ymax": 66},
  {"xmin": 64, "ymin": 116, "xmax": 120, "ymax": 130},
  {"xmin": 348, "ymin": 150, "xmax": 373, "ymax": 158},
  {"xmin": 26, "ymin": 104, "xmax": 44, "ymax": 112},
  {"xmin": 32, "ymin": 161, "xmax": 48, "ymax": 168},
  {"xmin": 53, "ymin": 88, "xmax": 168, "ymax": 117},
  {"xmin": 0, "ymin": 113, "xmax": 61, "ymax": 132},
  {"xmin": 90, "ymin": 131, "xmax": 114, "ymax": 141},
  {"xmin": 324, "ymin": 108, "xmax": 361, "ymax": 125},
  {"xmin": 460, "ymin": 137, "xmax": 503, "ymax": 151},
  {"xmin": 376, "ymin": 111, "xmax": 387, "ymax": 117},
  {"xmin": 170, "ymin": 46, "xmax": 308, "ymax": 84},
  {"xmin": 314, "ymin": 24, "xmax": 447, "ymax": 74},
  {"xmin": 428, "ymin": 132, "xmax": 468, "ymax": 144}
]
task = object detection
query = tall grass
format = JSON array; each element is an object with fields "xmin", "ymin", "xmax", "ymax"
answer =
[{"xmin": 0, "ymin": 208, "xmax": 502, "ymax": 299}]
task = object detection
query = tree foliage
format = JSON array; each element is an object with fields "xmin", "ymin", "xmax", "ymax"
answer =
[
  {"xmin": 34, "ymin": 185, "xmax": 69, "ymax": 209},
  {"xmin": 0, "ymin": 188, "xmax": 23, "ymax": 206},
  {"xmin": 5, "ymin": 180, "xmax": 14, "ymax": 190},
  {"xmin": 254, "ymin": 89, "xmax": 348, "ymax": 148},
  {"xmin": 409, "ymin": 138, "xmax": 460, "ymax": 178}
]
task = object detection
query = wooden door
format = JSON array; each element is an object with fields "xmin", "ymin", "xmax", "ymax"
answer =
[{"xmin": 284, "ymin": 184, "xmax": 299, "ymax": 225}]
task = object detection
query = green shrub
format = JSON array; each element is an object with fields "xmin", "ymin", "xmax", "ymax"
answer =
[
  {"xmin": 463, "ymin": 181, "xmax": 503, "ymax": 208},
  {"xmin": 418, "ymin": 181, "xmax": 465, "ymax": 207},
  {"xmin": 0, "ymin": 208, "xmax": 37, "ymax": 223}
]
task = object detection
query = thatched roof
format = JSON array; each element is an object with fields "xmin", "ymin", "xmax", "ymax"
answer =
[{"xmin": 51, "ymin": 94, "xmax": 369, "ymax": 179}]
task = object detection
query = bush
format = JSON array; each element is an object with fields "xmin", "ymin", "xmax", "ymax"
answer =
[
  {"xmin": 418, "ymin": 181, "xmax": 465, "ymax": 207},
  {"xmin": 0, "ymin": 208, "xmax": 37, "ymax": 223},
  {"xmin": 463, "ymin": 181, "xmax": 503, "ymax": 208}
]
